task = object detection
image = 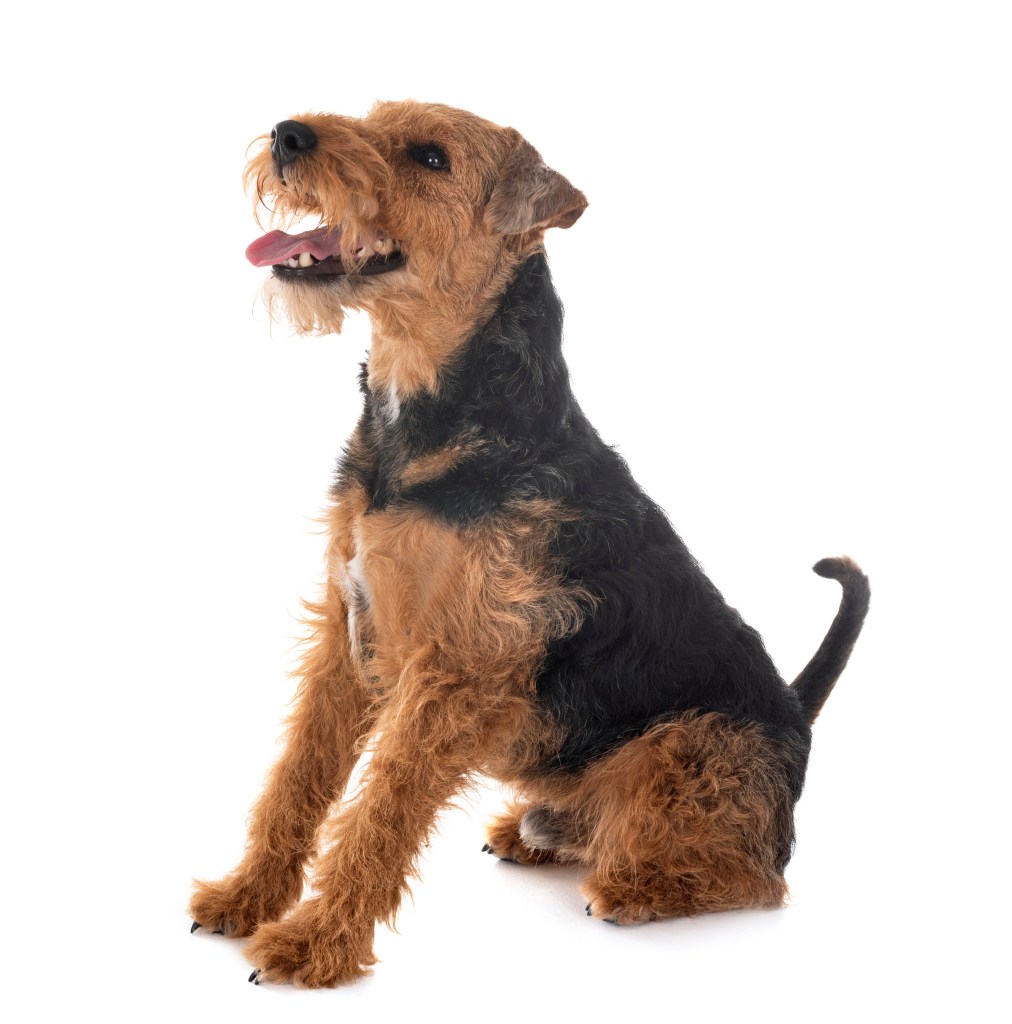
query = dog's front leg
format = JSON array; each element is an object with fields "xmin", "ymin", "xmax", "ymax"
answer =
[
  {"xmin": 190, "ymin": 591, "xmax": 373, "ymax": 936},
  {"xmin": 243, "ymin": 663, "xmax": 494, "ymax": 987}
]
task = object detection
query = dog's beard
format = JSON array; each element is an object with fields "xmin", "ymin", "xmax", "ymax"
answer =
[{"xmin": 262, "ymin": 275, "xmax": 349, "ymax": 335}]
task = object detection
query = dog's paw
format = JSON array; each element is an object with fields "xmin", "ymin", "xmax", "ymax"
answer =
[
  {"xmin": 189, "ymin": 867, "xmax": 302, "ymax": 938},
  {"xmin": 244, "ymin": 901, "xmax": 377, "ymax": 988},
  {"xmin": 483, "ymin": 811, "xmax": 556, "ymax": 865},
  {"xmin": 581, "ymin": 877, "xmax": 661, "ymax": 926}
]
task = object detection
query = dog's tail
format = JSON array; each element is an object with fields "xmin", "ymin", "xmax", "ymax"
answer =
[{"xmin": 791, "ymin": 556, "xmax": 870, "ymax": 725}]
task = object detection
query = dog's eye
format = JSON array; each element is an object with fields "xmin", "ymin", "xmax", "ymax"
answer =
[{"xmin": 409, "ymin": 145, "xmax": 450, "ymax": 172}]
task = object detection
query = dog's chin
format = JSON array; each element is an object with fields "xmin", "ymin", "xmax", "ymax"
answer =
[
  {"xmin": 262, "ymin": 274, "xmax": 350, "ymax": 335},
  {"xmin": 262, "ymin": 253, "xmax": 409, "ymax": 335}
]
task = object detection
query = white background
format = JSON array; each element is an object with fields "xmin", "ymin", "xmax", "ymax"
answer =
[{"xmin": 1, "ymin": 2, "xmax": 1008, "ymax": 1020}]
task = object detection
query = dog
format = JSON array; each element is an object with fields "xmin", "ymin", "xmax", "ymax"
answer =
[{"xmin": 189, "ymin": 101, "xmax": 870, "ymax": 988}]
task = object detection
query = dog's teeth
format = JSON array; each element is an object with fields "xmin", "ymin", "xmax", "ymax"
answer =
[
  {"xmin": 374, "ymin": 237, "xmax": 400, "ymax": 256},
  {"xmin": 286, "ymin": 257, "xmax": 299, "ymax": 268},
  {"xmin": 298, "ymin": 251, "xmax": 314, "ymax": 268}
]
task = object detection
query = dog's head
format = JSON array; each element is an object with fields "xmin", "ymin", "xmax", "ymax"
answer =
[{"xmin": 244, "ymin": 101, "xmax": 587, "ymax": 337}]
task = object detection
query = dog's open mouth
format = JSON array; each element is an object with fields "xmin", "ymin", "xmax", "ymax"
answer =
[{"xmin": 246, "ymin": 225, "xmax": 406, "ymax": 279}]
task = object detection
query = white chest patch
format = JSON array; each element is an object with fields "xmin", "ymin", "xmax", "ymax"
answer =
[
  {"xmin": 343, "ymin": 527, "xmax": 371, "ymax": 641},
  {"xmin": 380, "ymin": 381, "xmax": 400, "ymax": 424}
]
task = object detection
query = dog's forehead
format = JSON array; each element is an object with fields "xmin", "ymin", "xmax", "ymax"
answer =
[{"xmin": 364, "ymin": 100, "xmax": 516, "ymax": 154}]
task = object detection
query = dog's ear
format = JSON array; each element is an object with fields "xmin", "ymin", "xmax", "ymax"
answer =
[{"xmin": 485, "ymin": 136, "xmax": 588, "ymax": 235}]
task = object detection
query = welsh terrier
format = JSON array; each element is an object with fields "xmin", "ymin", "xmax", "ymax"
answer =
[{"xmin": 189, "ymin": 101, "xmax": 870, "ymax": 987}]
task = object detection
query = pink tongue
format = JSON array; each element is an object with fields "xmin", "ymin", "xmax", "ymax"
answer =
[{"xmin": 245, "ymin": 226, "xmax": 344, "ymax": 267}]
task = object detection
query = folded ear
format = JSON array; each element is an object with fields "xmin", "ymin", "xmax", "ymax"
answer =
[{"xmin": 485, "ymin": 136, "xmax": 588, "ymax": 235}]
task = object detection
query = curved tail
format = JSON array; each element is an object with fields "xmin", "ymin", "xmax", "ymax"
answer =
[{"xmin": 791, "ymin": 556, "xmax": 870, "ymax": 724}]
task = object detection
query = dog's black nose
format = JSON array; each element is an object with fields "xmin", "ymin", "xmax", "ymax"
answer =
[{"xmin": 271, "ymin": 120, "xmax": 317, "ymax": 169}]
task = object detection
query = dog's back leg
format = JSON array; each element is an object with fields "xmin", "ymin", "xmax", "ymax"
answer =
[
  {"xmin": 484, "ymin": 803, "xmax": 588, "ymax": 864},
  {"xmin": 578, "ymin": 712, "xmax": 800, "ymax": 925},
  {"xmin": 189, "ymin": 590, "xmax": 374, "ymax": 937}
]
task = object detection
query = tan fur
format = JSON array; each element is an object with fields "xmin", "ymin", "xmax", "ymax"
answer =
[
  {"xmin": 398, "ymin": 442, "xmax": 473, "ymax": 489},
  {"xmin": 190, "ymin": 588, "xmax": 376, "ymax": 938},
  {"xmin": 484, "ymin": 804, "xmax": 560, "ymax": 866},
  {"xmin": 500, "ymin": 712, "xmax": 794, "ymax": 923}
]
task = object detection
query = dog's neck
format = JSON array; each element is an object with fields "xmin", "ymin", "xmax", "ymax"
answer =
[
  {"xmin": 363, "ymin": 239, "xmax": 540, "ymax": 401},
  {"xmin": 363, "ymin": 251, "xmax": 571, "ymax": 441},
  {"xmin": 341, "ymin": 253, "xmax": 577, "ymax": 514}
]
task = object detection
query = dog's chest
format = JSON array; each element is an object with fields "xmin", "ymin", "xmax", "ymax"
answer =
[
  {"xmin": 326, "ymin": 486, "xmax": 570, "ymax": 690},
  {"xmin": 329, "ymin": 500, "xmax": 463, "ymax": 660}
]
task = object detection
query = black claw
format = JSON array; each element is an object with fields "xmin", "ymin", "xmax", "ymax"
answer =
[
  {"xmin": 585, "ymin": 904, "xmax": 592, "ymax": 915},
  {"xmin": 481, "ymin": 843, "xmax": 491, "ymax": 853},
  {"xmin": 190, "ymin": 921, "xmax": 201, "ymax": 934},
  {"xmin": 212, "ymin": 928, "xmax": 224, "ymax": 935},
  {"xmin": 249, "ymin": 969, "xmax": 261, "ymax": 984}
]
